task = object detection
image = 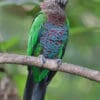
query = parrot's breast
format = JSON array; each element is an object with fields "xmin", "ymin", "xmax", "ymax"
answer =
[{"xmin": 39, "ymin": 21, "xmax": 68, "ymax": 58}]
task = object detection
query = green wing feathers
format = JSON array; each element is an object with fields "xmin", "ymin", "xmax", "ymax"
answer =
[
  {"xmin": 27, "ymin": 13, "xmax": 46, "ymax": 55},
  {"xmin": 27, "ymin": 13, "xmax": 49, "ymax": 82}
]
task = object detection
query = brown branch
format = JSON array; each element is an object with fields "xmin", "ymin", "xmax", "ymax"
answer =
[{"xmin": 0, "ymin": 53, "xmax": 100, "ymax": 82}]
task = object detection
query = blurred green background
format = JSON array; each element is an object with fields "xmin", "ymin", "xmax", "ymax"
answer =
[{"xmin": 0, "ymin": 0, "xmax": 100, "ymax": 100}]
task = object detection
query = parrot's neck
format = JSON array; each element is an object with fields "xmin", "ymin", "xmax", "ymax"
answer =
[
  {"xmin": 40, "ymin": 1, "xmax": 66, "ymax": 26},
  {"xmin": 47, "ymin": 13, "xmax": 66, "ymax": 26}
]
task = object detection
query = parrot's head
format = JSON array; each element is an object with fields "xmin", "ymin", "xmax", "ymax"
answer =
[
  {"xmin": 41, "ymin": 0, "xmax": 68, "ymax": 25},
  {"xmin": 41, "ymin": 0, "xmax": 69, "ymax": 16}
]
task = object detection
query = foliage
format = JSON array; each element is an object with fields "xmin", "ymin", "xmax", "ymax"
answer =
[{"xmin": 0, "ymin": 0, "xmax": 100, "ymax": 100}]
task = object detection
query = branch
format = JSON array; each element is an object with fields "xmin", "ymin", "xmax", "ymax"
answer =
[{"xmin": 0, "ymin": 53, "xmax": 100, "ymax": 82}]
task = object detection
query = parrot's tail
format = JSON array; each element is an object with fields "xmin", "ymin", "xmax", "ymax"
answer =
[{"xmin": 23, "ymin": 69, "xmax": 47, "ymax": 100}]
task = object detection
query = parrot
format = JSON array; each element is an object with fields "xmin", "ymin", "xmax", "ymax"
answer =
[{"xmin": 24, "ymin": 0, "xmax": 69, "ymax": 100}]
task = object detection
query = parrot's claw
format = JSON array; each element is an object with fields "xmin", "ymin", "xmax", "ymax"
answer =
[
  {"xmin": 39, "ymin": 55, "xmax": 46, "ymax": 67},
  {"xmin": 56, "ymin": 59, "xmax": 62, "ymax": 68}
]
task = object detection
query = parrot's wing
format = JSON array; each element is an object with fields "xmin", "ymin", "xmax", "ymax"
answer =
[
  {"xmin": 58, "ymin": 19, "xmax": 70, "ymax": 59},
  {"xmin": 27, "ymin": 12, "xmax": 46, "ymax": 55}
]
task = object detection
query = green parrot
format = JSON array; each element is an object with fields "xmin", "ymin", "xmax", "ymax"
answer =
[{"xmin": 24, "ymin": 0, "xmax": 69, "ymax": 100}]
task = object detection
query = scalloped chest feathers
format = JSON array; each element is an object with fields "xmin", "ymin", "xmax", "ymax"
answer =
[{"xmin": 39, "ymin": 21, "xmax": 68, "ymax": 58}]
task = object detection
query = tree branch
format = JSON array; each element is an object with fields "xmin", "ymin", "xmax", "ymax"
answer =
[{"xmin": 0, "ymin": 53, "xmax": 100, "ymax": 82}]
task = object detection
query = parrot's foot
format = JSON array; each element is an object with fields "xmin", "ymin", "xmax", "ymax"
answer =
[
  {"xmin": 56, "ymin": 59, "xmax": 62, "ymax": 68},
  {"xmin": 39, "ymin": 55, "xmax": 46, "ymax": 67}
]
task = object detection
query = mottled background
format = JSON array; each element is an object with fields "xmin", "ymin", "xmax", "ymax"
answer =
[{"xmin": 0, "ymin": 0, "xmax": 100, "ymax": 100}]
